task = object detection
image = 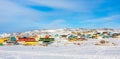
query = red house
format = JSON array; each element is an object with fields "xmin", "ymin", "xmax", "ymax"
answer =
[
  {"xmin": 45, "ymin": 35, "xmax": 50, "ymax": 39},
  {"xmin": 17, "ymin": 38, "xmax": 36, "ymax": 42}
]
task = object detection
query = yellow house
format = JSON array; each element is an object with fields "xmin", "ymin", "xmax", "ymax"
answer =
[
  {"xmin": 0, "ymin": 38, "xmax": 7, "ymax": 43},
  {"xmin": 0, "ymin": 39, "xmax": 4, "ymax": 43},
  {"xmin": 24, "ymin": 42, "xmax": 39, "ymax": 45}
]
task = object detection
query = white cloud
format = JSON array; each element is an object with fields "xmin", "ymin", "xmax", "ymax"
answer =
[
  {"xmin": 100, "ymin": 15, "xmax": 120, "ymax": 21},
  {"xmin": 0, "ymin": 0, "xmax": 47, "ymax": 32},
  {"xmin": 83, "ymin": 14, "xmax": 120, "ymax": 23},
  {"xmin": 29, "ymin": 0, "xmax": 104, "ymax": 12},
  {"xmin": 48, "ymin": 19, "xmax": 65, "ymax": 26},
  {"xmin": 39, "ymin": 19, "xmax": 68, "ymax": 29},
  {"xmin": 0, "ymin": 0, "xmax": 46, "ymax": 23},
  {"xmin": 46, "ymin": 19, "xmax": 66, "ymax": 28}
]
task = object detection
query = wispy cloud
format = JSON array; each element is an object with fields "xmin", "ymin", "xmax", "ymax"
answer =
[
  {"xmin": 83, "ymin": 14, "xmax": 120, "ymax": 23},
  {"xmin": 39, "ymin": 19, "xmax": 68, "ymax": 29},
  {"xmin": 78, "ymin": 14, "xmax": 120, "ymax": 29},
  {"xmin": 20, "ymin": 0, "xmax": 104, "ymax": 12}
]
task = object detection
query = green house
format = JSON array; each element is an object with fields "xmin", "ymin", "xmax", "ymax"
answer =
[
  {"xmin": 10, "ymin": 37, "xmax": 16, "ymax": 42},
  {"xmin": 39, "ymin": 38, "xmax": 55, "ymax": 42},
  {"xmin": 68, "ymin": 35, "xmax": 78, "ymax": 39},
  {"xmin": 0, "ymin": 43, "xmax": 3, "ymax": 46}
]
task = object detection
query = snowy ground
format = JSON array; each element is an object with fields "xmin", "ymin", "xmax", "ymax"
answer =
[{"xmin": 0, "ymin": 45, "xmax": 120, "ymax": 59}]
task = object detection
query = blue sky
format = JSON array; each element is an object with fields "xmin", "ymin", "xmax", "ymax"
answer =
[{"xmin": 0, "ymin": 0, "xmax": 120, "ymax": 33}]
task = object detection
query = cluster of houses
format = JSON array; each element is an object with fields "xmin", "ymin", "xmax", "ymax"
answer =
[
  {"xmin": 0, "ymin": 35, "xmax": 55, "ymax": 46},
  {"xmin": 0, "ymin": 28, "xmax": 120, "ymax": 46}
]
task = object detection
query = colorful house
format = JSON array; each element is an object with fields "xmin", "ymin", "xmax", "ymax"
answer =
[
  {"xmin": 17, "ymin": 38, "xmax": 36, "ymax": 42},
  {"xmin": 17, "ymin": 37, "xmax": 39, "ymax": 45},
  {"xmin": 0, "ymin": 39, "xmax": 5, "ymax": 43},
  {"xmin": 23, "ymin": 42, "xmax": 39, "ymax": 45},
  {"xmin": 5, "ymin": 37, "xmax": 17, "ymax": 45},
  {"xmin": 39, "ymin": 38, "xmax": 55, "ymax": 42},
  {"xmin": 0, "ymin": 38, "xmax": 9, "ymax": 46},
  {"xmin": 39, "ymin": 38, "xmax": 55, "ymax": 46},
  {"xmin": 68, "ymin": 35, "xmax": 78, "ymax": 42},
  {"xmin": 10, "ymin": 37, "xmax": 17, "ymax": 42},
  {"xmin": 0, "ymin": 39, "xmax": 4, "ymax": 46}
]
